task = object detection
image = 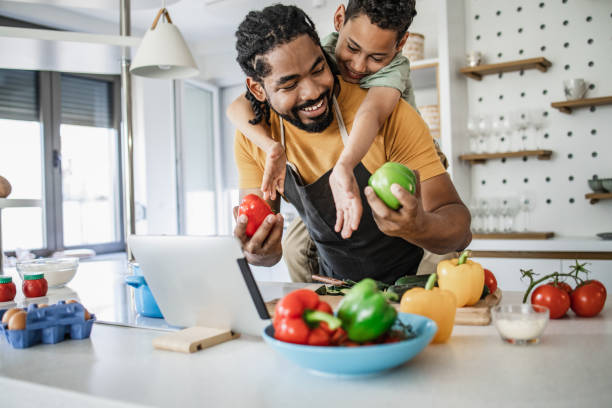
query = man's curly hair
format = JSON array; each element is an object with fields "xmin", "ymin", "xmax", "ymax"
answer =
[
  {"xmin": 235, "ymin": 4, "xmax": 322, "ymax": 126},
  {"xmin": 345, "ymin": 0, "xmax": 417, "ymax": 43}
]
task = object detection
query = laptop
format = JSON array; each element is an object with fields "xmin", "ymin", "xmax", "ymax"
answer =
[{"xmin": 127, "ymin": 235, "xmax": 271, "ymax": 336}]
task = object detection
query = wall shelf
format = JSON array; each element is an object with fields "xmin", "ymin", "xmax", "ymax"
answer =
[
  {"xmin": 459, "ymin": 150, "xmax": 553, "ymax": 164},
  {"xmin": 585, "ymin": 193, "xmax": 612, "ymax": 204},
  {"xmin": 473, "ymin": 232, "xmax": 555, "ymax": 240},
  {"xmin": 551, "ymin": 96, "xmax": 612, "ymax": 114},
  {"xmin": 459, "ymin": 57, "xmax": 552, "ymax": 81}
]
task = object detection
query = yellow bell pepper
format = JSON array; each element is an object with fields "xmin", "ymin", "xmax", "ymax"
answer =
[
  {"xmin": 437, "ymin": 250, "xmax": 484, "ymax": 307},
  {"xmin": 400, "ymin": 273, "xmax": 457, "ymax": 343}
]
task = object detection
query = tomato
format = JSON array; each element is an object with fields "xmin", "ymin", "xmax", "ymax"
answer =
[
  {"xmin": 484, "ymin": 269, "xmax": 497, "ymax": 294},
  {"xmin": 570, "ymin": 280, "xmax": 606, "ymax": 317},
  {"xmin": 585, "ymin": 280, "xmax": 607, "ymax": 302},
  {"xmin": 368, "ymin": 162, "xmax": 416, "ymax": 210},
  {"xmin": 0, "ymin": 276, "xmax": 17, "ymax": 302},
  {"xmin": 22, "ymin": 274, "xmax": 48, "ymax": 298},
  {"xmin": 531, "ymin": 284, "xmax": 570, "ymax": 319},
  {"xmin": 553, "ymin": 281, "xmax": 573, "ymax": 295},
  {"xmin": 238, "ymin": 194, "xmax": 274, "ymax": 237}
]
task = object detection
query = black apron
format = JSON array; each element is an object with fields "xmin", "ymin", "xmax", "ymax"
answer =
[{"xmin": 280, "ymin": 97, "xmax": 423, "ymax": 285}]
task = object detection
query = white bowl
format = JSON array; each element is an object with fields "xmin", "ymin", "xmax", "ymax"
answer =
[
  {"xmin": 491, "ymin": 304, "xmax": 549, "ymax": 345},
  {"xmin": 16, "ymin": 257, "xmax": 79, "ymax": 288}
]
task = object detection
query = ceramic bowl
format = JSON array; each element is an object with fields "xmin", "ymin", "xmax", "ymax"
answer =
[
  {"xmin": 588, "ymin": 179, "xmax": 605, "ymax": 193},
  {"xmin": 16, "ymin": 257, "xmax": 79, "ymax": 288},
  {"xmin": 492, "ymin": 304, "xmax": 549, "ymax": 345},
  {"xmin": 262, "ymin": 313, "xmax": 437, "ymax": 377},
  {"xmin": 600, "ymin": 178, "xmax": 612, "ymax": 193}
]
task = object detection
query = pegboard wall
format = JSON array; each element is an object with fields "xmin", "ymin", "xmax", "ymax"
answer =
[{"xmin": 464, "ymin": 0, "xmax": 612, "ymax": 237}]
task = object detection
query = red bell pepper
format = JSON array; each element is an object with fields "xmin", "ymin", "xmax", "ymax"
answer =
[{"xmin": 273, "ymin": 289, "xmax": 342, "ymax": 346}]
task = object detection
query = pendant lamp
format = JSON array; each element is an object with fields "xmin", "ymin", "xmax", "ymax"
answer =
[{"xmin": 130, "ymin": 7, "xmax": 199, "ymax": 79}]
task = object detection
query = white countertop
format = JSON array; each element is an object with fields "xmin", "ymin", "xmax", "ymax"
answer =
[
  {"xmin": 1, "ymin": 259, "xmax": 612, "ymax": 407},
  {"xmin": 469, "ymin": 236, "xmax": 612, "ymax": 252}
]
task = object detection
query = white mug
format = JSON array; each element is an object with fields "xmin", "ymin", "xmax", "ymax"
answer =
[
  {"xmin": 466, "ymin": 51, "xmax": 482, "ymax": 67},
  {"xmin": 563, "ymin": 78, "xmax": 588, "ymax": 100}
]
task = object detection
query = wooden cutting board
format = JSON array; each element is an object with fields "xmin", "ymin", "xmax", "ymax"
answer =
[{"xmin": 265, "ymin": 286, "xmax": 502, "ymax": 326}]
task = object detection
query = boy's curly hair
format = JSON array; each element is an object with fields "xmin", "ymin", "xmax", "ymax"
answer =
[
  {"xmin": 235, "ymin": 4, "xmax": 321, "ymax": 125},
  {"xmin": 345, "ymin": 0, "xmax": 417, "ymax": 43}
]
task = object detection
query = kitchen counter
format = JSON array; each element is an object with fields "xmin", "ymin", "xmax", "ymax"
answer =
[{"xmin": 1, "ymin": 259, "xmax": 611, "ymax": 407}]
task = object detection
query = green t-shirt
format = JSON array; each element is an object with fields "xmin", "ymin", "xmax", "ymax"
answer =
[{"xmin": 322, "ymin": 32, "xmax": 417, "ymax": 110}]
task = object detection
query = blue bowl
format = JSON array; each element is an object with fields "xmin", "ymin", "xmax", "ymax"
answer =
[{"xmin": 262, "ymin": 313, "xmax": 437, "ymax": 377}]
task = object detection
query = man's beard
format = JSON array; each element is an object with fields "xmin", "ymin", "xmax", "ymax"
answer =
[{"xmin": 269, "ymin": 79, "xmax": 338, "ymax": 133}]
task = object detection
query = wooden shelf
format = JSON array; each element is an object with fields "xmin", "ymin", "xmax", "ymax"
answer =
[
  {"xmin": 459, "ymin": 150, "xmax": 553, "ymax": 164},
  {"xmin": 473, "ymin": 232, "xmax": 555, "ymax": 240},
  {"xmin": 551, "ymin": 96, "xmax": 612, "ymax": 114},
  {"xmin": 585, "ymin": 193, "xmax": 612, "ymax": 204},
  {"xmin": 460, "ymin": 57, "xmax": 552, "ymax": 81}
]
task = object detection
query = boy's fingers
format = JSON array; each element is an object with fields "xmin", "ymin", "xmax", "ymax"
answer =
[{"xmin": 335, "ymin": 209, "xmax": 344, "ymax": 233}]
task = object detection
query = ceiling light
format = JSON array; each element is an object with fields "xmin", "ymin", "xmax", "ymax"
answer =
[{"xmin": 130, "ymin": 7, "xmax": 199, "ymax": 79}]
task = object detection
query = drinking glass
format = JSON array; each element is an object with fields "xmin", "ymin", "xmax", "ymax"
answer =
[
  {"xmin": 477, "ymin": 115, "xmax": 491, "ymax": 154},
  {"xmin": 518, "ymin": 193, "xmax": 535, "ymax": 232},
  {"xmin": 500, "ymin": 114, "xmax": 514, "ymax": 152},
  {"xmin": 489, "ymin": 116, "xmax": 503, "ymax": 153},
  {"xmin": 477, "ymin": 198, "xmax": 490, "ymax": 233},
  {"xmin": 487, "ymin": 197, "xmax": 503, "ymax": 233},
  {"xmin": 501, "ymin": 197, "xmax": 521, "ymax": 232},
  {"xmin": 529, "ymin": 109, "xmax": 547, "ymax": 149},
  {"xmin": 467, "ymin": 116, "xmax": 480, "ymax": 153}
]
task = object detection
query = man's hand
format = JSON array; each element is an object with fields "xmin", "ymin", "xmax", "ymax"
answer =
[
  {"xmin": 364, "ymin": 170, "xmax": 426, "ymax": 241},
  {"xmin": 233, "ymin": 206, "xmax": 284, "ymax": 266}
]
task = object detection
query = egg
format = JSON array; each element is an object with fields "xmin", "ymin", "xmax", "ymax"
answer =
[
  {"xmin": 2, "ymin": 308, "xmax": 23, "ymax": 325},
  {"xmin": 8, "ymin": 311, "xmax": 27, "ymax": 330},
  {"xmin": 65, "ymin": 299, "xmax": 90, "ymax": 320}
]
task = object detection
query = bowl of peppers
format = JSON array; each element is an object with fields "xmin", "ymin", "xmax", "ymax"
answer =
[{"xmin": 262, "ymin": 279, "xmax": 437, "ymax": 377}]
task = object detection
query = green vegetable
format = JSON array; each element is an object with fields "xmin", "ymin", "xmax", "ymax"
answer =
[
  {"xmin": 368, "ymin": 162, "xmax": 417, "ymax": 210},
  {"xmin": 394, "ymin": 274, "xmax": 432, "ymax": 287},
  {"xmin": 337, "ymin": 278, "xmax": 398, "ymax": 342}
]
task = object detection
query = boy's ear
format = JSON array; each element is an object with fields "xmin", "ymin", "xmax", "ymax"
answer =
[
  {"xmin": 246, "ymin": 77, "xmax": 266, "ymax": 102},
  {"xmin": 333, "ymin": 4, "xmax": 346, "ymax": 32},
  {"xmin": 396, "ymin": 32, "xmax": 410, "ymax": 53}
]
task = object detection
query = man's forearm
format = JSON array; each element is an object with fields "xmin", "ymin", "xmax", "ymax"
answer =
[{"xmin": 403, "ymin": 204, "xmax": 472, "ymax": 254}]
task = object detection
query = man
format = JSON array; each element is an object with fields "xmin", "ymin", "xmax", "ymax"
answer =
[{"xmin": 233, "ymin": 4, "xmax": 471, "ymax": 284}]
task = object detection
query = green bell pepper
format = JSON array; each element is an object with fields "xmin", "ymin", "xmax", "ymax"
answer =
[
  {"xmin": 337, "ymin": 278, "xmax": 398, "ymax": 342},
  {"xmin": 368, "ymin": 162, "xmax": 417, "ymax": 210}
]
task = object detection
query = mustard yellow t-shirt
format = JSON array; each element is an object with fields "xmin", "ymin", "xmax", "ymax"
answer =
[{"xmin": 234, "ymin": 78, "xmax": 445, "ymax": 189}]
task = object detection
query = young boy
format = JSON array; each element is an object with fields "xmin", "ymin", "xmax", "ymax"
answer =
[{"xmin": 227, "ymin": 0, "xmax": 420, "ymax": 240}]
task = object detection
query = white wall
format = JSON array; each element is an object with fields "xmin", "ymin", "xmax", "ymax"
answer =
[{"xmin": 464, "ymin": 0, "xmax": 612, "ymax": 236}]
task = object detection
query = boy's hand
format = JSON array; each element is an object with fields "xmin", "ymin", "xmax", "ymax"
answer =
[
  {"xmin": 330, "ymin": 163, "xmax": 363, "ymax": 239},
  {"xmin": 261, "ymin": 142, "xmax": 287, "ymax": 201}
]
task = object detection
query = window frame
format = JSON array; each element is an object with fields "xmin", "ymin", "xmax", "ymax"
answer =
[
  {"xmin": 3, "ymin": 70, "xmax": 124, "ymax": 257},
  {"xmin": 173, "ymin": 79, "xmax": 223, "ymax": 235}
]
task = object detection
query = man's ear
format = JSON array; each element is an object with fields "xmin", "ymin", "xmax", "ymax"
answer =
[
  {"xmin": 246, "ymin": 77, "xmax": 266, "ymax": 102},
  {"xmin": 333, "ymin": 5, "xmax": 346, "ymax": 32},
  {"xmin": 395, "ymin": 32, "xmax": 409, "ymax": 53}
]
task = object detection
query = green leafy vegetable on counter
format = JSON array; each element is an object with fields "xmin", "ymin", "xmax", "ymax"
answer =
[{"xmin": 315, "ymin": 274, "xmax": 432, "ymax": 303}]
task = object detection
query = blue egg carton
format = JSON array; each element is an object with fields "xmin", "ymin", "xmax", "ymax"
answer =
[{"xmin": 0, "ymin": 301, "xmax": 95, "ymax": 349}]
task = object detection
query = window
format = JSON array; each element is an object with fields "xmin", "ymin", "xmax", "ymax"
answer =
[
  {"xmin": 174, "ymin": 80, "xmax": 223, "ymax": 235},
  {"xmin": 0, "ymin": 69, "xmax": 123, "ymax": 256}
]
